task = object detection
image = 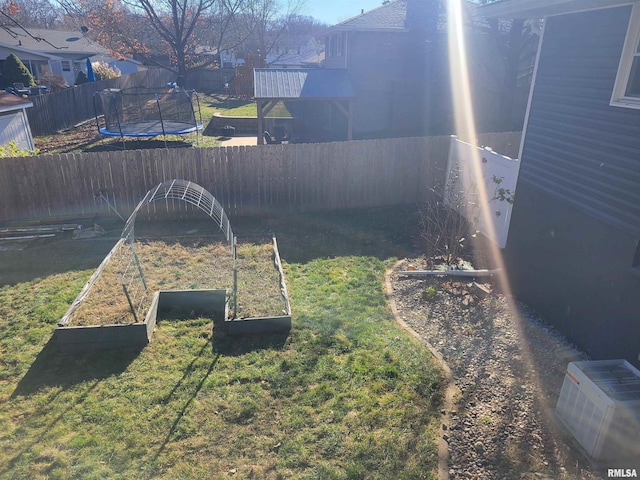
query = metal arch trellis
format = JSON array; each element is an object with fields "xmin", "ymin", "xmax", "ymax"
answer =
[
  {"xmin": 122, "ymin": 179, "xmax": 238, "ymax": 319},
  {"xmin": 114, "ymin": 237, "xmax": 148, "ymax": 324}
]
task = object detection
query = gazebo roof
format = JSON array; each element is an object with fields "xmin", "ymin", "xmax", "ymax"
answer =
[{"xmin": 254, "ymin": 69, "xmax": 354, "ymax": 100}]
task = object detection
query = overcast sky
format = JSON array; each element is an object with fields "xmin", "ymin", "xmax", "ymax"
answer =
[{"xmin": 301, "ymin": 0, "xmax": 384, "ymax": 25}]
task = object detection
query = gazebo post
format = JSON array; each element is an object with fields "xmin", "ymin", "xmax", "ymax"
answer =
[
  {"xmin": 333, "ymin": 99, "xmax": 355, "ymax": 141},
  {"xmin": 257, "ymin": 99, "xmax": 264, "ymax": 145},
  {"xmin": 258, "ymin": 100, "xmax": 278, "ymax": 144}
]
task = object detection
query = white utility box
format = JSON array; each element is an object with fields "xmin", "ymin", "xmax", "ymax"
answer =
[{"xmin": 556, "ymin": 359, "xmax": 640, "ymax": 461}]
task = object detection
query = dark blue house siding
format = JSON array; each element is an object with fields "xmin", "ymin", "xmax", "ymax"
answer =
[
  {"xmin": 520, "ymin": 6, "xmax": 640, "ymax": 237},
  {"xmin": 507, "ymin": 6, "xmax": 640, "ymax": 367},
  {"xmin": 506, "ymin": 184, "xmax": 640, "ymax": 366}
]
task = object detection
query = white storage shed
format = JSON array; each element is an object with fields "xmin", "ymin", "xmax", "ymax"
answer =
[{"xmin": 0, "ymin": 92, "xmax": 34, "ymax": 151}]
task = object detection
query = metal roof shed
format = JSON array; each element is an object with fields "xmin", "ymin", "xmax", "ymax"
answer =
[{"xmin": 254, "ymin": 68, "xmax": 355, "ymax": 144}]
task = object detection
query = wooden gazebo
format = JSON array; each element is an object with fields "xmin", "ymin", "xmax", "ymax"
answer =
[{"xmin": 254, "ymin": 68, "xmax": 355, "ymax": 144}]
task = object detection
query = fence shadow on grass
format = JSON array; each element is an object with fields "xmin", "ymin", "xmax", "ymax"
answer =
[
  {"xmin": 11, "ymin": 335, "xmax": 140, "ymax": 398},
  {"xmin": 153, "ymin": 349, "xmax": 221, "ymax": 464},
  {"xmin": 1, "ymin": 205, "xmax": 417, "ymax": 287},
  {"xmin": 153, "ymin": 329, "xmax": 287, "ymax": 462},
  {"xmin": 269, "ymin": 205, "xmax": 421, "ymax": 265},
  {"xmin": 0, "ymin": 232, "xmax": 121, "ymax": 287}
]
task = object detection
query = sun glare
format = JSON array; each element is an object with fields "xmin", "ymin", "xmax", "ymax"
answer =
[
  {"xmin": 446, "ymin": 0, "xmax": 501, "ymax": 256},
  {"xmin": 447, "ymin": 0, "xmax": 519, "ymax": 319},
  {"xmin": 445, "ymin": 0, "xmax": 564, "ymax": 465}
]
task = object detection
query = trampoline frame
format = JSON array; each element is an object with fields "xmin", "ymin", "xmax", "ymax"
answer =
[{"xmin": 93, "ymin": 87, "xmax": 204, "ymax": 148}]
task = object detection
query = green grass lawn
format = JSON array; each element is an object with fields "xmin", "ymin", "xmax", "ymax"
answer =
[
  {"xmin": 207, "ymin": 97, "xmax": 291, "ymax": 118},
  {"xmin": 0, "ymin": 206, "xmax": 442, "ymax": 479}
]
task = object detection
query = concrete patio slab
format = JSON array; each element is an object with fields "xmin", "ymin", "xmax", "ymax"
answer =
[{"xmin": 219, "ymin": 135, "xmax": 257, "ymax": 147}]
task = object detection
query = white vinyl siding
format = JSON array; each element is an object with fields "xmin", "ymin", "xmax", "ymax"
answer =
[{"xmin": 0, "ymin": 110, "xmax": 35, "ymax": 151}]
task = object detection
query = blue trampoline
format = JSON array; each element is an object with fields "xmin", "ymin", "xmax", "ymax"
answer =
[{"xmin": 94, "ymin": 87, "xmax": 203, "ymax": 142}]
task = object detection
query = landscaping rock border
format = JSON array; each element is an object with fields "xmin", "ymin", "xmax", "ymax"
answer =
[{"xmin": 386, "ymin": 259, "xmax": 602, "ymax": 480}]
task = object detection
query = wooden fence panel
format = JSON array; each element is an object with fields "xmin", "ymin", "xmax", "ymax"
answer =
[{"xmin": 0, "ymin": 133, "xmax": 521, "ymax": 223}]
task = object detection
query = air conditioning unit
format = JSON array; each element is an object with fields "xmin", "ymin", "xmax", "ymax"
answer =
[{"xmin": 556, "ymin": 359, "xmax": 640, "ymax": 461}]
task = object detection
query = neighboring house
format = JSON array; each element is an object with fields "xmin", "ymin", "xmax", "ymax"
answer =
[
  {"xmin": 322, "ymin": 0, "xmax": 515, "ymax": 139},
  {"xmin": 194, "ymin": 46, "xmax": 244, "ymax": 69},
  {"xmin": 0, "ymin": 43, "xmax": 64, "ymax": 83},
  {"xmin": 265, "ymin": 35, "xmax": 324, "ymax": 69},
  {"xmin": 323, "ymin": 0, "xmax": 420, "ymax": 138},
  {"xmin": 219, "ymin": 51, "xmax": 244, "ymax": 69},
  {"xmin": 90, "ymin": 54, "xmax": 145, "ymax": 76},
  {"xmin": 0, "ymin": 28, "xmax": 139, "ymax": 86},
  {"xmin": 0, "ymin": 92, "xmax": 34, "ymax": 151},
  {"xmin": 480, "ymin": 0, "xmax": 640, "ymax": 368}
]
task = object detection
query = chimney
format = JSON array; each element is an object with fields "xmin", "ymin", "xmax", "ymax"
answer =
[{"xmin": 405, "ymin": 0, "xmax": 439, "ymax": 30}]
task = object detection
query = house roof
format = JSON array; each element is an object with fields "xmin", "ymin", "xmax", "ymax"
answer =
[
  {"xmin": 478, "ymin": 0, "xmax": 630, "ymax": 18},
  {"xmin": 254, "ymin": 69, "xmax": 354, "ymax": 99},
  {"xmin": 302, "ymin": 51, "xmax": 325, "ymax": 66},
  {"xmin": 327, "ymin": 0, "xmax": 469, "ymax": 33},
  {"xmin": 0, "ymin": 92, "xmax": 33, "ymax": 114},
  {"xmin": 91, "ymin": 54, "xmax": 143, "ymax": 66},
  {"xmin": 0, "ymin": 42, "xmax": 62, "ymax": 61},
  {"xmin": 331, "ymin": 0, "xmax": 409, "ymax": 31},
  {"xmin": 267, "ymin": 50, "xmax": 324, "ymax": 68},
  {"xmin": 0, "ymin": 28, "xmax": 108, "ymax": 59},
  {"xmin": 266, "ymin": 36, "xmax": 324, "ymax": 68}
]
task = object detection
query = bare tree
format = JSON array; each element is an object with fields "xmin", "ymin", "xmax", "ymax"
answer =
[
  {"xmin": 54, "ymin": 0, "xmax": 314, "ymax": 75},
  {"xmin": 130, "ymin": 0, "xmax": 221, "ymax": 74},
  {"xmin": 195, "ymin": 0, "xmax": 309, "ymax": 70},
  {"xmin": 200, "ymin": 0, "xmax": 252, "ymax": 59},
  {"xmin": 0, "ymin": 0, "xmax": 68, "ymax": 49},
  {"xmin": 486, "ymin": 18, "xmax": 538, "ymax": 131},
  {"xmin": 0, "ymin": 0, "xmax": 62, "ymax": 29},
  {"xmin": 283, "ymin": 14, "xmax": 327, "ymax": 37},
  {"xmin": 238, "ymin": 0, "xmax": 306, "ymax": 59},
  {"xmin": 55, "ymin": 0, "xmax": 220, "ymax": 74},
  {"xmin": 475, "ymin": 0, "xmax": 540, "ymax": 131},
  {"xmin": 54, "ymin": 0, "xmax": 149, "ymax": 55}
]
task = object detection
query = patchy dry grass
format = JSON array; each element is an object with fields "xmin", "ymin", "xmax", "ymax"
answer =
[
  {"xmin": 0, "ymin": 207, "xmax": 443, "ymax": 479},
  {"xmin": 71, "ymin": 237, "xmax": 283, "ymax": 326}
]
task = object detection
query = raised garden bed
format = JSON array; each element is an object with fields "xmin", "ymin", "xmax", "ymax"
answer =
[{"xmin": 56, "ymin": 236, "xmax": 291, "ymax": 354}]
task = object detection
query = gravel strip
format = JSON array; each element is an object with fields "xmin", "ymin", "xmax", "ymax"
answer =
[{"xmin": 389, "ymin": 259, "xmax": 601, "ymax": 480}]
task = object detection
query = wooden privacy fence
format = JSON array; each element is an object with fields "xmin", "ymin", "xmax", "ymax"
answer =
[
  {"xmin": 0, "ymin": 132, "xmax": 521, "ymax": 223},
  {"xmin": 26, "ymin": 68, "xmax": 233, "ymax": 136}
]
